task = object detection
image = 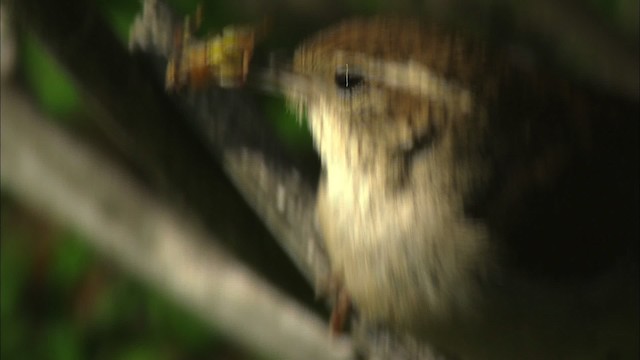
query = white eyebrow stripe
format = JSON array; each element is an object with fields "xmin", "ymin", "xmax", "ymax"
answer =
[{"xmin": 334, "ymin": 51, "xmax": 474, "ymax": 113}]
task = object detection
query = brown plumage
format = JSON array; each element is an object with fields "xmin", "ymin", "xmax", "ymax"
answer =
[{"xmin": 286, "ymin": 18, "xmax": 638, "ymax": 359}]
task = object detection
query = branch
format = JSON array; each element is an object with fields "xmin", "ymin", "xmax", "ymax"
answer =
[
  {"xmin": 127, "ymin": 0, "xmax": 638, "ymax": 358},
  {"xmin": 0, "ymin": 86, "xmax": 353, "ymax": 360},
  {"xmin": 129, "ymin": 0, "xmax": 330, "ymax": 289},
  {"xmin": 2, "ymin": 0, "xmax": 341, "ymax": 355},
  {"xmin": 3, "ymin": 0, "xmax": 636, "ymax": 358},
  {"xmin": 4, "ymin": 0, "xmax": 318, "ymax": 298}
]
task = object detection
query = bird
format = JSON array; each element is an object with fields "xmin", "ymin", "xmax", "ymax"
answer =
[{"xmin": 282, "ymin": 17, "xmax": 639, "ymax": 359}]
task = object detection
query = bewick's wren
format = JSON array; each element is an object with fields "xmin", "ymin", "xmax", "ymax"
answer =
[{"xmin": 283, "ymin": 18, "xmax": 638, "ymax": 359}]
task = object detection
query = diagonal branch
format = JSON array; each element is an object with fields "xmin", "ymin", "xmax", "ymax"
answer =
[
  {"xmin": 4, "ymin": 0, "xmax": 324, "ymax": 295},
  {"xmin": 0, "ymin": 86, "xmax": 352, "ymax": 360},
  {"xmin": 128, "ymin": 0, "xmax": 330, "ymax": 289}
]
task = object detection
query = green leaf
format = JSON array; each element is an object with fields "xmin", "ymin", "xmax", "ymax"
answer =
[
  {"xmin": 115, "ymin": 343, "xmax": 169, "ymax": 360},
  {"xmin": 21, "ymin": 34, "xmax": 81, "ymax": 119},
  {"xmin": 95, "ymin": 0, "xmax": 141, "ymax": 43},
  {"xmin": 42, "ymin": 321, "xmax": 84, "ymax": 360},
  {"xmin": 0, "ymin": 209, "xmax": 31, "ymax": 319},
  {"xmin": 263, "ymin": 96, "xmax": 313, "ymax": 150},
  {"xmin": 48, "ymin": 230, "xmax": 93, "ymax": 290},
  {"xmin": 0, "ymin": 316, "xmax": 29, "ymax": 359}
]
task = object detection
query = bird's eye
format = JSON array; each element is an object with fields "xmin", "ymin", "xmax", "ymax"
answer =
[{"xmin": 335, "ymin": 64, "xmax": 365, "ymax": 90}]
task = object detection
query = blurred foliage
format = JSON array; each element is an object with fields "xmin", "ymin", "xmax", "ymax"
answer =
[
  {"xmin": 21, "ymin": 34, "xmax": 82, "ymax": 121},
  {"xmin": 0, "ymin": 204, "xmax": 261, "ymax": 352},
  {"xmin": 586, "ymin": 0, "xmax": 639, "ymax": 36},
  {"xmin": 4, "ymin": 0, "xmax": 319, "ymax": 359},
  {"xmin": 0, "ymin": 193, "xmax": 253, "ymax": 360}
]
